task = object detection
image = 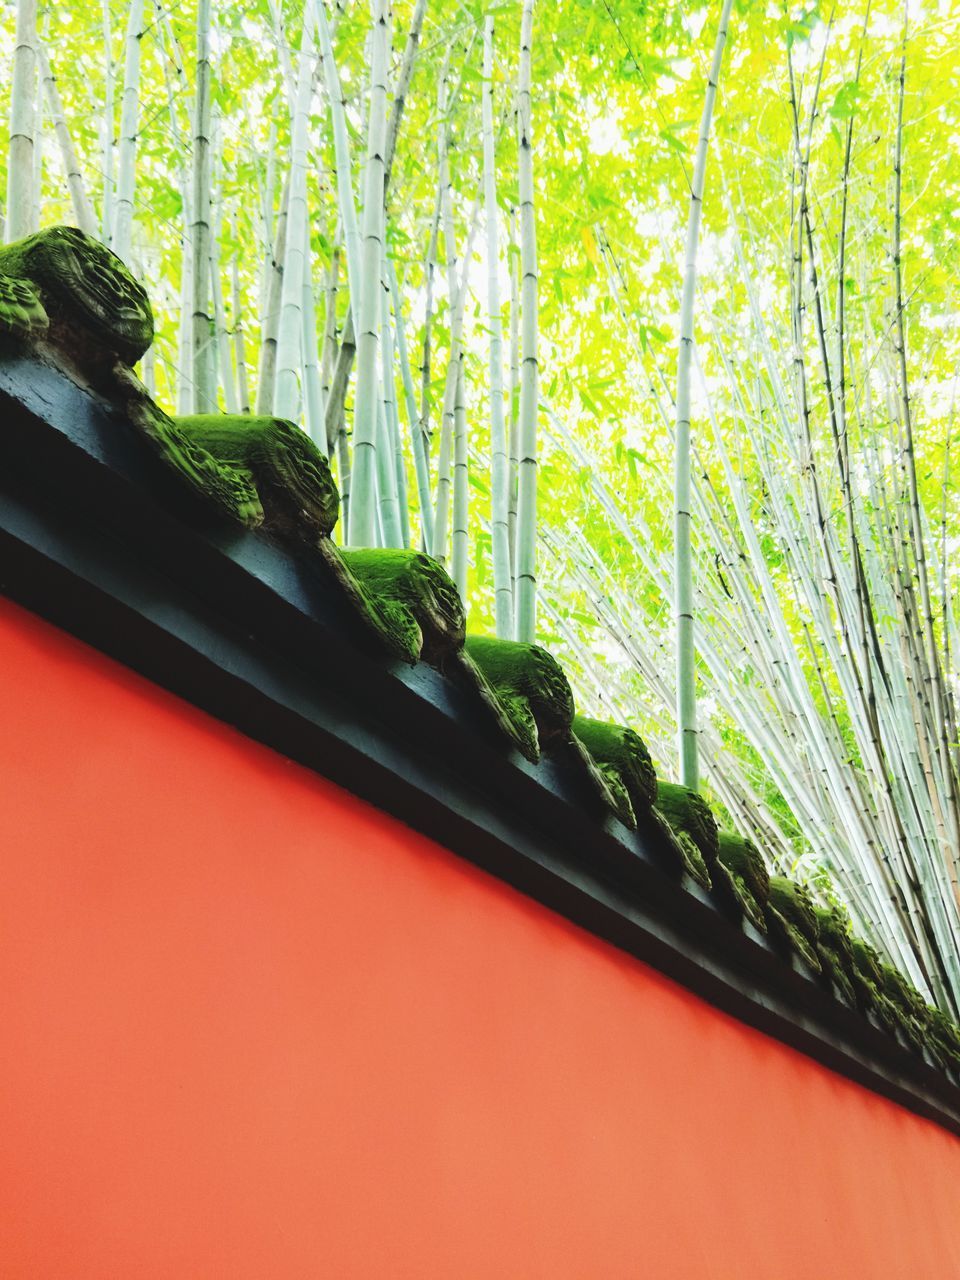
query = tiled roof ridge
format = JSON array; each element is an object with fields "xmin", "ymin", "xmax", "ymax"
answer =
[{"xmin": 3, "ymin": 224, "xmax": 960, "ymax": 1083}]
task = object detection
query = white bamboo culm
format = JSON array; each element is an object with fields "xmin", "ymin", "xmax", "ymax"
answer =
[
  {"xmin": 231, "ymin": 230, "xmax": 251, "ymax": 413},
  {"xmin": 672, "ymin": 0, "xmax": 733, "ymax": 790},
  {"xmin": 430, "ymin": 53, "xmax": 469, "ymax": 568},
  {"xmin": 380, "ymin": 261, "xmax": 410, "ymax": 545},
  {"xmin": 419, "ymin": 188, "xmax": 441, "ymax": 481},
  {"xmin": 320, "ymin": 237, "xmax": 341, "ymax": 442},
  {"xmin": 316, "ymin": 1, "xmax": 363, "ymax": 488},
  {"xmin": 377, "ymin": 278, "xmax": 405, "ymax": 547},
  {"xmin": 6, "ymin": 0, "xmax": 38, "ymax": 242},
  {"xmin": 507, "ymin": 203, "xmax": 521, "ymax": 588},
  {"xmin": 31, "ymin": 69, "xmax": 43, "ymax": 233},
  {"xmin": 256, "ymin": 171, "xmax": 289, "ymax": 414},
  {"xmin": 432, "ymin": 194, "xmax": 482, "ymax": 567},
  {"xmin": 176, "ymin": 227, "xmax": 194, "ymax": 412},
  {"xmin": 274, "ymin": 4, "xmax": 318, "ymax": 424},
  {"xmin": 514, "ymin": 0, "xmax": 539, "ymax": 642},
  {"xmin": 153, "ymin": 5, "xmax": 193, "ymax": 410},
  {"xmin": 257, "ymin": 122, "xmax": 277, "ymax": 322},
  {"xmin": 113, "ymin": 0, "xmax": 145, "ymax": 266},
  {"xmin": 191, "ymin": 0, "xmax": 216, "ymax": 411},
  {"xmin": 316, "ymin": 0, "xmax": 427, "ymax": 468},
  {"xmin": 451, "ymin": 357, "xmax": 469, "ymax": 594},
  {"xmin": 173, "ymin": 130, "xmax": 193, "ymax": 411},
  {"xmin": 209, "ymin": 141, "xmax": 239, "ymax": 414},
  {"xmin": 428, "ymin": 63, "xmax": 455, "ymax": 562},
  {"xmin": 482, "ymin": 17, "xmax": 513, "ymax": 637},
  {"xmin": 347, "ymin": 0, "xmax": 391, "ymax": 547},
  {"xmin": 38, "ymin": 43, "xmax": 98, "ymax": 237},
  {"xmin": 314, "ymin": 0, "xmax": 363, "ymax": 383},
  {"xmin": 301, "ymin": 222, "xmax": 327, "ymax": 443},
  {"xmin": 101, "ymin": 0, "xmax": 114, "ymax": 244},
  {"xmin": 387, "ymin": 255, "xmax": 434, "ymax": 552}
]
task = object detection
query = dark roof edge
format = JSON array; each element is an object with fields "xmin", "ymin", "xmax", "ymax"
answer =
[{"xmin": 2, "ymin": 350, "xmax": 960, "ymax": 1137}]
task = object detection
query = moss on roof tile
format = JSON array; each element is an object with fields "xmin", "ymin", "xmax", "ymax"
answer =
[
  {"xmin": 715, "ymin": 832, "xmax": 769, "ymax": 933},
  {"xmin": 653, "ymin": 782, "xmax": 716, "ymax": 889},
  {"xmin": 464, "ymin": 636, "xmax": 575, "ymax": 763},
  {"xmin": 572, "ymin": 716, "xmax": 656, "ymax": 830},
  {"xmin": 174, "ymin": 414, "xmax": 340, "ymax": 541},
  {"xmin": 813, "ymin": 905, "xmax": 857, "ymax": 1007},
  {"xmin": 0, "ymin": 226, "xmax": 152, "ymax": 363},
  {"xmin": 766, "ymin": 877, "xmax": 822, "ymax": 974},
  {"xmin": 849, "ymin": 936, "xmax": 904, "ymax": 1036},
  {"xmin": 339, "ymin": 549, "xmax": 464, "ymax": 666},
  {"xmin": 0, "ymin": 273, "xmax": 48, "ymax": 338}
]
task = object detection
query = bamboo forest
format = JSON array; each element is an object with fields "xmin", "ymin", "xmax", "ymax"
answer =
[{"xmin": 2, "ymin": 0, "xmax": 959, "ymax": 1016}]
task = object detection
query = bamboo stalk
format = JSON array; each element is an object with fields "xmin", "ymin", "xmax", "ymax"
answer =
[
  {"xmin": 38, "ymin": 43, "xmax": 97, "ymax": 237},
  {"xmin": 483, "ymin": 16, "xmax": 513, "ymax": 637},
  {"xmin": 191, "ymin": 0, "xmax": 216, "ymax": 410},
  {"xmin": 507, "ymin": 203, "xmax": 521, "ymax": 589},
  {"xmin": 673, "ymin": 0, "xmax": 733, "ymax": 789},
  {"xmin": 347, "ymin": 0, "xmax": 391, "ymax": 547},
  {"xmin": 274, "ymin": 4, "xmax": 318, "ymax": 424},
  {"xmin": 431, "ymin": 188, "xmax": 482, "ymax": 567},
  {"xmin": 256, "ymin": 171, "xmax": 290, "ymax": 414},
  {"xmin": 378, "ymin": 270, "xmax": 407, "ymax": 547},
  {"xmin": 231, "ymin": 222, "xmax": 251, "ymax": 413},
  {"xmin": 387, "ymin": 254, "xmax": 433, "ymax": 551},
  {"xmin": 31, "ymin": 66, "xmax": 42, "ymax": 233},
  {"xmin": 6, "ymin": 0, "xmax": 38, "ymax": 242},
  {"xmin": 113, "ymin": 0, "xmax": 145, "ymax": 266},
  {"xmin": 209, "ymin": 142, "xmax": 239, "ymax": 414},
  {"xmin": 451, "ymin": 356, "xmax": 469, "ymax": 595},
  {"xmin": 101, "ymin": 0, "xmax": 115, "ymax": 244},
  {"xmin": 514, "ymin": 0, "xmax": 539, "ymax": 643},
  {"xmin": 301, "ymin": 224, "xmax": 326, "ymax": 444}
]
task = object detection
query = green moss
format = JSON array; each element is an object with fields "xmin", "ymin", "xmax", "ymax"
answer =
[
  {"xmin": 812, "ymin": 906, "xmax": 857, "ymax": 1006},
  {"xmin": 0, "ymin": 225, "xmax": 153, "ymax": 363},
  {"xmin": 647, "ymin": 807, "xmax": 712, "ymax": 889},
  {"xmin": 564, "ymin": 733, "xmax": 634, "ymax": 828},
  {"xmin": 846, "ymin": 939, "xmax": 930, "ymax": 1054},
  {"xmin": 923, "ymin": 1005, "xmax": 960, "ymax": 1073},
  {"xmin": 878, "ymin": 962, "xmax": 925, "ymax": 1019},
  {"xmin": 572, "ymin": 716, "xmax": 657, "ymax": 828},
  {"xmin": 316, "ymin": 540, "xmax": 423, "ymax": 665},
  {"xmin": 175, "ymin": 415, "xmax": 339, "ymax": 542},
  {"xmin": 445, "ymin": 647, "xmax": 541, "ymax": 759},
  {"xmin": 849, "ymin": 937, "xmax": 902, "ymax": 1036},
  {"xmin": 877, "ymin": 963, "xmax": 929, "ymax": 1055},
  {"xmin": 715, "ymin": 832, "xmax": 769, "ymax": 933},
  {"xmin": 112, "ymin": 367, "xmax": 263, "ymax": 526},
  {"xmin": 464, "ymin": 636, "xmax": 575, "ymax": 763},
  {"xmin": 654, "ymin": 782, "xmax": 719, "ymax": 870},
  {"xmin": 339, "ymin": 549, "xmax": 464, "ymax": 665},
  {"xmin": 766, "ymin": 877, "xmax": 822, "ymax": 974},
  {"xmin": 0, "ymin": 272, "xmax": 48, "ymax": 337}
]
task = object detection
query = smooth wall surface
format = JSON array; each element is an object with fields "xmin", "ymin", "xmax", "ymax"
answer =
[{"xmin": 2, "ymin": 595, "xmax": 960, "ymax": 1279}]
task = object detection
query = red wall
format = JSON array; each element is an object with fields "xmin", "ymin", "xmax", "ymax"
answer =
[{"xmin": 2, "ymin": 595, "xmax": 959, "ymax": 1278}]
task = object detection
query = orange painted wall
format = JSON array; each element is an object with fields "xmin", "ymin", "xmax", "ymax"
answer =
[{"xmin": 1, "ymin": 595, "xmax": 959, "ymax": 1279}]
